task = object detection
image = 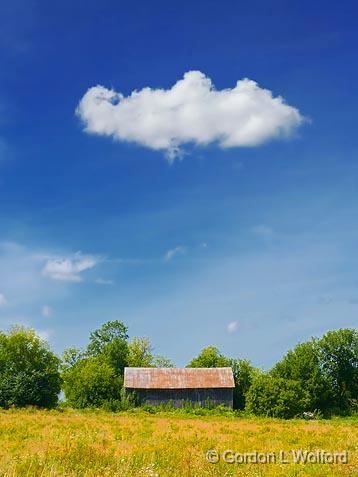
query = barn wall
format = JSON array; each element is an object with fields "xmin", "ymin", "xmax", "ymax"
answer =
[{"xmin": 126, "ymin": 388, "xmax": 233, "ymax": 408}]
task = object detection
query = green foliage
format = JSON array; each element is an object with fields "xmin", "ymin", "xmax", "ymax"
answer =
[
  {"xmin": 86, "ymin": 320, "xmax": 129, "ymax": 375},
  {"xmin": 271, "ymin": 340, "xmax": 332, "ymax": 412},
  {"xmin": 87, "ymin": 320, "xmax": 128, "ymax": 356},
  {"xmin": 229, "ymin": 359, "xmax": 261, "ymax": 410},
  {"xmin": 62, "ymin": 321, "xmax": 174, "ymax": 409},
  {"xmin": 271, "ymin": 329, "xmax": 358, "ymax": 415},
  {"xmin": 0, "ymin": 326, "xmax": 61, "ymax": 408},
  {"xmin": 62, "ymin": 357, "xmax": 122, "ymax": 408},
  {"xmin": 152, "ymin": 355, "xmax": 174, "ymax": 368},
  {"xmin": 245, "ymin": 374, "xmax": 310, "ymax": 419},
  {"xmin": 62, "ymin": 320, "xmax": 129, "ymax": 408},
  {"xmin": 61, "ymin": 347, "xmax": 82, "ymax": 370},
  {"xmin": 128, "ymin": 337, "xmax": 154, "ymax": 367},
  {"xmin": 187, "ymin": 346, "xmax": 230, "ymax": 368},
  {"xmin": 318, "ymin": 328, "xmax": 358, "ymax": 412},
  {"xmin": 128, "ymin": 337, "xmax": 174, "ymax": 368}
]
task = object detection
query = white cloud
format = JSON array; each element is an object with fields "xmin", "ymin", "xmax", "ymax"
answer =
[
  {"xmin": 76, "ymin": 71, "xmax": 304, "ymax": 161},
  {"xmin": 0, "ymin": 293, "xmax": 7, "ymax": 307},
  {"xmin": 227, "ymin": 321, "xmax": 239, "ymax": 333},
  {"xmin": 42, "ymin": 253, "xmax": 99, "ymax": 282},
  {"xmin": 165, "ymin": 246, "xmax": 186, "ymax": 262},
  {"xmin": 41, "ymin": 305, "xmax": 52, "ymax": 318}
]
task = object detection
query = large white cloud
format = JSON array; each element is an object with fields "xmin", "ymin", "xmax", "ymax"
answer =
[
  {"xmin": 76, "ymin": 71, "xmax": 304, "ymax": 160},
  {"xmin": 42, "ymin": 253, "xmax": 99, "ymax": 282}
]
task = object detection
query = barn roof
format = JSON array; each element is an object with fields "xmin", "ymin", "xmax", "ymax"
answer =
[{"xmin": 124, "ymin": 367, "xmax": 235, "ymax": 389}]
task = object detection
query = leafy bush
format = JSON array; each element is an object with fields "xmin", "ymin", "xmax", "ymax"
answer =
[
  {"xmin": 245, "ymin": 375, "xmax": 310, "ymax": 419},
  {"xmin": 62, "ymin": 357, "xmax": 122, "ymax": 408},
  {"xmin": 0, "ymin": 326, "xmax": 61, "ymax": 408},
  {"xmin": 271, "ymin": 328, "xmax": 358, "ymax": 415},
  {"xmin": 319, "ymin": 329, "xmax": 358, "ymax": 413},
  {"xmin": 271, "ymin": 340, "xmax": 332, "ymax": 413}
]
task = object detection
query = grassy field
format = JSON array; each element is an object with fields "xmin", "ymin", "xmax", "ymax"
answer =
[{"xmin": 0, "ymin": 409, "xmax": 357, "ymax": 477}]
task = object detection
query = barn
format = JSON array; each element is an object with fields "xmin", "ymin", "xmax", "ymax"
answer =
[{"xmin": 124, "ymin": 367, "xmax": 235, "ymax": 408}]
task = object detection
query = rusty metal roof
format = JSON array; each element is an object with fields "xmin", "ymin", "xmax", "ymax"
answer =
[{"xmin": 124, "ymin": 367, "xmax": 235, "ymax": 389}]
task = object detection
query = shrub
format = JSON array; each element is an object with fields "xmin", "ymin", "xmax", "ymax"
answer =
[
  {"xmin": 0, "ymin": 326, "xmax": 61, "ymax": 408},
  {"xmin": 245, "ymin": 375, "xmax": 310, "ymax": 419},
  {"xmin": 62, "ymin": 357, "xmax": 122, "ymax": 408}
]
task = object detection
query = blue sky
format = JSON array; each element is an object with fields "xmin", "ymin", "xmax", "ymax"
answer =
[{"xmin": 0, "ymin": 0, "xmax": 357, "ymax": 368}]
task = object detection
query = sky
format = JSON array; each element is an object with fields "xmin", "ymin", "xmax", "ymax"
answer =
[{"xmin": 0, "ymin": 0, "xmax": 357, "ymax": 368}]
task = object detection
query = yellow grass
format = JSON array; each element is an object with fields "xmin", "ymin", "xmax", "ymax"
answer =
[{"xmin": 0, "ymin": 409, "xmax": 357, "ymax": 476}]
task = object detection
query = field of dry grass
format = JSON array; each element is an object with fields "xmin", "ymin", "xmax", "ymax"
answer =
[{"xmin": 0, "ymin": 409, "xmax": 357, "ymax": 476}]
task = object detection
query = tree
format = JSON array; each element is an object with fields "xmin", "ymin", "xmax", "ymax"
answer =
[
  {"xmin": 245, "ymin": 375, "xmax": 310, "ymax": 419},
  {"xmin": 87, "ymin": 320, "xmax": 128, "ymax": 356},
  {"xmin": 229, "ymin": 359, "xmax": 261, "ymax": 410},
  {"xmin": 187, "ymin": 346, "xmax": 230, "ymax": 368},
  {"xmin": 271, "ymin": 340, "xmax": 332, "ymax": 412},
  {"xmin": 127, "ymin": 337, "xmax": 174, "ymax": 368},
  {"xmin": 0, "ymin": 326, "xmax": 61, "ymax": 408},
  {"xmin": 318, "ymin": 329, "xmax": 358, "ymax": 412},
  {"xmin": 152, "ymin": 355, "xmax": 174, "ymax": 368},
  {"xmin": 86, "ymin": 320, "xmax": 129, "ymax": 375},
  {"xmin": 128, "ymin": 337, "xmax": 154, "ymax": 367},
  {"xmin": 61, "ymin": 347, "xmax": 82, "ymax": 370},
  {"xmin": 62, "ymin": 357, "xmax": 122, "ymax": 408}
]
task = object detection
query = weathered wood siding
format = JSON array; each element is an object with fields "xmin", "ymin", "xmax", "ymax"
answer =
[{"xmin": 126, "ymin": 387, "xmax": 233, "ymax": 408}]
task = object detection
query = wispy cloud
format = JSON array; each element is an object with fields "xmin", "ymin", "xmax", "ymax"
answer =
[
  {"xmin": 165, "ymin": 246, "xmax": 186, "ymax": 262},
  {"xmin": 227, "ymin": 321, "xmax": 239, "ymax": 333},
  {"xmin": 0, "ymin": 293, "xmax": 7, "ymax": 307},
  {"xmin": 77, "ymin": 71, "xmax": 304, "ymax": 161},
  {"xmin": 41, "ymin": 305, "xmax": 52, "ymax": 318},
  {"xmin": 42, "ymin": 252, "xmax": 100, "ymax": 282}
]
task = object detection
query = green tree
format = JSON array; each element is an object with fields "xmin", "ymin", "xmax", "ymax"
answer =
[
  {"xmin": 0, "ymin": 326, "xmax": 61, "ymax": 408},
  {"xmin": 318, "ymin": 328, "xmax": 358, "ymax": 412},
  {"xmin": 127, "ymin": 337, "xmax": 174, "ymax": 368},
  {"xmin": 245, "ymin": 374, "xmax": 310, "ymax": 419},
  {"xmin": 271, "ymin": 340, "xmax": 332, "ymax": 412},
  {"xmin": 187, "ymin": 346, "xmax": 230, "ymax": 368},
  {"xmin": 229, "ymin": 359, "xmax": 260, "ymax": 410},
  {"xmin": 62, "ymin": 357, "xmax": 122, "ymax": 408},
  {"xmin": 128, "ymin": 337, "xmax": 154, "ymax": 367},
  {"xmin": 87, "ymin": 320, "xmax": 128, "ymax": 355},
  {"xmin": 62, "ymin": 321, "xmax": 129, "ymax": 407},
  {"xmin": 61, "ymin": 347, "xmax": 82, "ymax": 370},
  {"xmin": 152, "ymin": 355, "xmax": 174, "ymax": 368},
  {"xmin": 86, "ymin": 320, "xmax": 129, "ymax": 374}
]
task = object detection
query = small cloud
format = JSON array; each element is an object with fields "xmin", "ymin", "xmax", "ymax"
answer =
[
  {"xmin": 76, "ymin": 71, "xmax": 304, "ymax": 161},
  {"xmin": 41, "ymin": 305, "xmax": 53, "ymax": 318},
  {"xmin": 165, "ymin": 246, "xmax": 186, "ymax": 262},
  {"xmin": 42, "ymin": 252, "xmax": 99, "ymax": 282},
  {"xmin": 252, "ymin": 225, "xmax": 274, "ymax": 238},
  {"xmin": 0, "ymin": 293, "xmax": 7, "ymax": 307},
  {"xmin": 95, "ymin": 278, "xmax": 114, "ymax": 285},
  {"xmin": 227, "ymin": 321, "xmax": 239, "ymax": 333},
  {"xmin": 200, "ymin": 242, "xmax": 208, "ymax": 248}
]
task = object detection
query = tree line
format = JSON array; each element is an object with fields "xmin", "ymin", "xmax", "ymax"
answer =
[{"xmin": 0, "ymin": 321, "xmax": 357, "ymax": 418}]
